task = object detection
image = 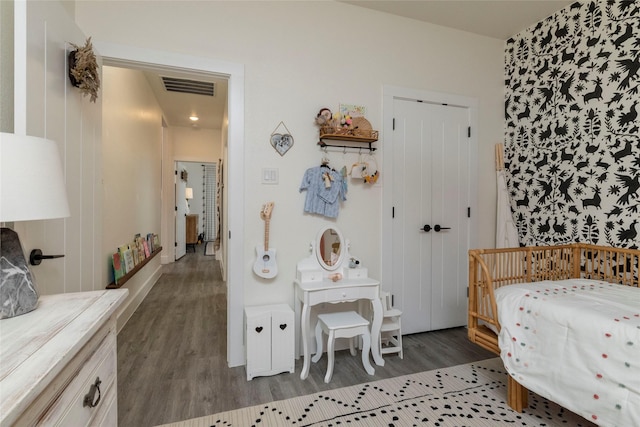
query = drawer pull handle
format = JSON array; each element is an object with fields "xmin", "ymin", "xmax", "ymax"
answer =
[
  {"xmin": 279, "ymin": 323, "xmax": 287, "ymax": 330},
  {"xmin": 255, "ymin": 326, "xmax": 263, "ymax": 333},
  {"xmin": 83, "ymin": 377, "xmax": 102, "ymax": 408}
]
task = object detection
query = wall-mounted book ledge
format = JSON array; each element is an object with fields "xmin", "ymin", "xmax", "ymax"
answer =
[{"xmin": 106, "ymin": 247, "xmax": 162, "ymax": 289}]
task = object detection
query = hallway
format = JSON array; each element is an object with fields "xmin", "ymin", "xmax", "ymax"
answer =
[{"xmin": 116, "ymin": 251, "xmax": 494, "ymax": 426}]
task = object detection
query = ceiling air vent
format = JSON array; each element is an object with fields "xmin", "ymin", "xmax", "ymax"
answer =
[{"xmin": 161, "ymin": 77, "xmax": 214, "ymax": 96}]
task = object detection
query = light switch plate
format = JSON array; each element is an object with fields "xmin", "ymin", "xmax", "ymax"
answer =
[{"xmin": 262, "ymin": 168, "xmax": 279, "ymax": 184}]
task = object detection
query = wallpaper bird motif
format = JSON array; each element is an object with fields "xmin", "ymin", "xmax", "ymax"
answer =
[{"xmin": 505, "ymin": 0, "xmax": 639, "ymax": 249}]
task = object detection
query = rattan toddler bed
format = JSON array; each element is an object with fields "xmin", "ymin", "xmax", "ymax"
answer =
[{"xmin": 468, "ymin": 243, "xmax": 639, "ymax": 426}]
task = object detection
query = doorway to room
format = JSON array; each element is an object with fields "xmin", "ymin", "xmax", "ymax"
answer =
[
  {"xmin": 175, "ymin": 161, "xmax": 219, "ymax": 260},
  {"xmin": 98, "ymin": 44, "xmax": 246, "ymax": 367}
]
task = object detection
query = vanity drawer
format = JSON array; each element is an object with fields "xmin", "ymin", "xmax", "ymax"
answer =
[
  {"xmin": 346, "ymin": 268, "xmax": 368, "ymax": 279},
  {"xmin": 37, "ymin": 330, "xmax": 117, "ymax": 426},
  {"xmin": 323, "ymin": 286, "xmax": 362, "ymax": 302},
  {"xmin": 298, "ymin": 270, "xmax": 323, "ymax": 282}
]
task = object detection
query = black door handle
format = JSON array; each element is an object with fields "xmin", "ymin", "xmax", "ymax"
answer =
[
  {"xmin": 434, "ymin": 225, "xmax": 451, "ymax": 232},
  {"xmin": 420, "ymin": 225, "xmax": 431, "ymax": 232}
]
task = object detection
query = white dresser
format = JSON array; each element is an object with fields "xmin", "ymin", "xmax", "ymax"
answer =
[{"xmin": 0, "ymin": 289, "xmax": 128, "ymax": 426}]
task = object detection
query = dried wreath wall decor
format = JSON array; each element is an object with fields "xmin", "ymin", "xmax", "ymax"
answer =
[{"xmin": 68, "ymin": 37, "xmax": 100, "ymax": 102}]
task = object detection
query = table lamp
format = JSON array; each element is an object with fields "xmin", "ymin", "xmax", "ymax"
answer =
[
  {"xmin": 185, "ymin": 187, "xmax": 193, "ymax": 214},
  {"xmin": 0, "ymin": 132, "xmax": 70, "ymax": 319}
]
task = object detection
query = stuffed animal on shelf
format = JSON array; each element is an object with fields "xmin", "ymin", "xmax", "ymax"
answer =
[{"xmin": 315, "ymin": 108, "xmax": 332, "ymax": 126}]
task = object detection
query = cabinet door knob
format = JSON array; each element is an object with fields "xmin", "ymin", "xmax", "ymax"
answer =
[
  {"xmin": 83, "ymin": 377, "xmax": 102, "ymax": 408},
  {"xmin": 279, "ymin": 323, "xmax": 287, "ymax": 330},
  {"xmin": 255, "ymin": 326, "xmax": 263, "ymax": 333}
]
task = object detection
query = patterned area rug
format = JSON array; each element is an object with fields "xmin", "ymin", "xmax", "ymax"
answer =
[{"xmin": 158, "ymin": 358, "xmax": 595, "ymax": 427}]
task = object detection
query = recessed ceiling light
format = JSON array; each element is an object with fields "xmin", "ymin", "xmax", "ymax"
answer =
[{"xmin": 189, "ymin": 115, "xmax": 199, "ymax": 121}]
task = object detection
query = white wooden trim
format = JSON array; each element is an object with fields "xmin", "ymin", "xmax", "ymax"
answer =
[{"xmin": 93, "ymin": 42, "xmax": 246, "ymax": 367}]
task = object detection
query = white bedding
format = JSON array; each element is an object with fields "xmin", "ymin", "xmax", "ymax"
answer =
[{"xmin": 496, "ymin": 279, "xmax": 640, "ymax": 427}]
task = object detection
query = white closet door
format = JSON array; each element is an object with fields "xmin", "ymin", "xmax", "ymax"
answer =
[{"xmin": 392, "ymin": 99, "xmax": 470, "ymax": 334}]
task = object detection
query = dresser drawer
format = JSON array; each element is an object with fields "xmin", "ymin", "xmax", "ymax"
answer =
[
  {"xmin": 38, "ymin": 331, "xmax": 117, "ymax": 426},
  {"xmin": 93, "ymin": 385, "xmax": 118, "ymax": 427}
]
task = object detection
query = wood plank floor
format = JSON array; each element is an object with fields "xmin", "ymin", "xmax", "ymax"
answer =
[{"xmin": 117, "ymin": 251, "xmax": 495, "ymax": 427}]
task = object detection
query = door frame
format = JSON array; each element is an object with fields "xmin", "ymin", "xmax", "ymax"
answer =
[
  {"xmin": 95, "ymin": 42, "xmax": 246, "ymax": 367},
  {"xmin": 381, "ymin": 85, "xmax": 479, "ymax": 300},
  {"xmin": 175, "ymin": 162, "xmax": 188, "ymax": 260}
]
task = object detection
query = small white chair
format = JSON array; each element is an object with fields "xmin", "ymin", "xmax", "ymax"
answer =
[
  {"xmin": 312, "ymin": 311, "xmax": 375, "ymax": 383},
  {"xmin": 379, "ymin": 291, "xmax": 403, "ymax": 359}
]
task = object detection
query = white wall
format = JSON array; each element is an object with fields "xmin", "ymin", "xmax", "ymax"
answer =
[
  {"xmin": 0, "ymin": 0, "xmax": 14, "ymax": 132},
  {"xmin": 102, "ymin": 65, "xmax": 163, "ymax": 328},
  {"xmin": 75, "ymin": 0, "xmax": 504, "ymax": 364},
  {"xmin": 172, "ymin": 126, "xmax": 221, "ymax": 163},
  {"xmin": 15, "ymin": 0, "xmax": 103, "ymax": 296}
]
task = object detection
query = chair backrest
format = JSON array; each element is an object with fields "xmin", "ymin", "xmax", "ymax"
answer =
[{"xmin": 380, "ymin": 291, "xmax": 393, "ymax": 312}]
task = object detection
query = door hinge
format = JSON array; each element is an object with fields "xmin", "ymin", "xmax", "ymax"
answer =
[
  {"xmin": 175, "ymin": 206, "xmax": 178, "ymax": 211},
  {"xmin": 174, "ymin": 242, "xmax": 177, "ymax": 247},
  {"xmin": 392, "ymin": 206, "xmax": 395, "ymax": 218},
  {"xmin": 174, "ymin": 170, "xmax": 178, "ymax": 175},
  {"xmin": 391, "ymin": 294, "xmax": 394, "ymax": 306},
  {"xmin": 467, "ymin": 207, "xmax": 471, "ymax": 218},
  {"xmin": 392, "ymin": 118, "xmax": 395, "ymax": 130},
  {"xmin": 467, "ymin": 287, "xmax": 469, "ymax": 298},
  {"xmin": 468, "ymin": 127, "xmax": 471, "ymax": 138},
  {"xmin": 229, "ymin": 230, "xmax": 231, "ymax": 239}
]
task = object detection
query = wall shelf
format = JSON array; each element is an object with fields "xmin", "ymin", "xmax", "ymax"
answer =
[
  {"xmin": 106, "ymin": 247, "xmax": 162, "ymax": 289},
  {"xmin": 318, "ymin": 127, "xmax": 378, "ymax": 152}
]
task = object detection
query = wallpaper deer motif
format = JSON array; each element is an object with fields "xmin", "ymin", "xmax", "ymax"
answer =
[{"xmin": 505, "ymin": 0, "xmax": 639, "ymax": 249}]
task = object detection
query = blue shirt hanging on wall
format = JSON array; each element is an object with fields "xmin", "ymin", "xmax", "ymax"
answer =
[{"xmin": 300, "ymin": 165, "xmax": 346, "ymax": 218}]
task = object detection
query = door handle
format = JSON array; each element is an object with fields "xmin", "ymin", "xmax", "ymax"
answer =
[
  {"xmin": 434, "ymin": 225, "xmax": 451, "ymax": 232},
  {"xmin": 420, "ymin": 225, "xmax": 431, "ymax": 232}
]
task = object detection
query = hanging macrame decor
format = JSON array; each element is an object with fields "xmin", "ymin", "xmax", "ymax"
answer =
[
  {"xmin": 270, "ymin": 121, "xmax": 294, "ymax": 156},
  {"xmin": 68, "ymin": 37, "xmax": 100, "ymax": 103}
]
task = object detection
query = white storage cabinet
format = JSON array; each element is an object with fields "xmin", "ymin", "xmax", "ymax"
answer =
[{"xmin": 244, "ymin": 304, "xmax": 295, "ymax": 380}]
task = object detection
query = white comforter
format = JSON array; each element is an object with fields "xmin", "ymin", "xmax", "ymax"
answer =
[{"xmin": 496, "ymin": 279, "xmax": 640, "ymax": 427}]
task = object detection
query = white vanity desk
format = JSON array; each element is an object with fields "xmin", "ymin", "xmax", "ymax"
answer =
[{"xmin": 294, "ymin": 227, "xmax": 384, "ymax": 380}]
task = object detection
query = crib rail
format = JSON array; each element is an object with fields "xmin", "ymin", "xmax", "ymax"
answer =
[
  {"xmin": 467, "ymin": 243, "xmax": 639, "ymax": 355},
  {"xmin": 468, "ymin": 245, "xmax": 574, "ymax": 354},
  {"xmin": 579, "ymin": 244, "xmax": 640, "ymax": 287}
]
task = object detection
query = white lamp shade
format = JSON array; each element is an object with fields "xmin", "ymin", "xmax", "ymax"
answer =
[
  {"xmin": 0, "ymin": 133, "xmax": 71, "ymax": 222},
  {"xmin": 185, "ymin": 187, "xmax": 194, "ymax": 200}
]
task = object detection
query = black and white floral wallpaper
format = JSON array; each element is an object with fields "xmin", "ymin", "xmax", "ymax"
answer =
[{"xmin": 505, "ymin": 0, "xmax": 639, "ymax": 249}]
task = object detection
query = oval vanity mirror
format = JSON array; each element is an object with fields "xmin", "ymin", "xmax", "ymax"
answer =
[{"xmin": 316, "ymin": 226, "xmax": 344, "ymax": 271}]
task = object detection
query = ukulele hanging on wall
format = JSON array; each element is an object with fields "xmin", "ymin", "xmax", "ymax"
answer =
[{"xmin": 253, "ymin": 202, "xmax": 277, "ymax": 279}]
